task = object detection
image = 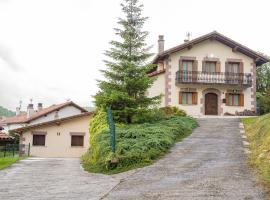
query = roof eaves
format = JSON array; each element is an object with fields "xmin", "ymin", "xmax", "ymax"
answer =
[
  {"xmin": 152, "ymin": 31, "xmax": 269, "ymax": 65},
  {"xmin": 10, "ymin": 112, "xmax": 93, "ymax": 133}
]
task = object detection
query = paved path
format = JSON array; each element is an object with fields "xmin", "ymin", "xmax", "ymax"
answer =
[
  {"xmin": 104, "ymin": 118, "xmax": 266, "ymax": 200},
  {"xmin": 0, "ymin": 158, "xmax": 133, "ymax": 200},
  {"xmin": 0, "ymin": 118, "xmax": 267, "ymax": 200}
]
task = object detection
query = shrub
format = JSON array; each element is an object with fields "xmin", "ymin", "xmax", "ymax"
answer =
[
  {"xmin": 82, "ymin": 111, "xmax": 197, "ymax": 174},
  {"xmin": 131, "ymin": 108, "xmax": 166, "ymax": 124},
  {"xmin": 160, "ymin": 106, "xmax": 187, "ymax": 117}
]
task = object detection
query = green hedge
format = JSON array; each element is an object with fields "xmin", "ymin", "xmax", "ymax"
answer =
[{"xmin": 82, "ymin": 110, "xmax": 197, "ymax": 174}]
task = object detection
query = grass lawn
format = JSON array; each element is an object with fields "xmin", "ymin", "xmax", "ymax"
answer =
[
  {"xmin": 0, "ymin": 157, "xmax": 23, "ymax": 170},
  {"xmin": 82, "ymin": 114, "xmax": 198, "ymax": 174},
  {"xmin": 242, "ymin": 114, "xmax": 270, "ymax": 187}
]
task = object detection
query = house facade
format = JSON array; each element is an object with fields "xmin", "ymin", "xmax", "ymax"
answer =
[
  {"xmin": 11, "ymin": 112, "xmax": 92, "ymax": 158},
  {"xmin": 0, "ymin": 101, "xmax": 87, "ymax": 133},
  {"xmin": 147, "ymin": 31, "xmax": 269, "ymax": 116},
  {"xmin": 2, "ymin": 101, "xmax": 92, "ymax": 158}
]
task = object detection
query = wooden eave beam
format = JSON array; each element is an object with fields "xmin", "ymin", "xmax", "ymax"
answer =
[
  {"xmin": 210, "ymin": 35, "xmax": 216, "ymax": 41},
  {"xmin": 187, "ymin": 43, "xmax": 193, "ymax": 50},
  {"xmin": 254, "ymin": 57, "xmax": 260, "ymax": 63},
  {"xmin": 232, "ymin": 46, "xmax": 239, "ymax": 52}
]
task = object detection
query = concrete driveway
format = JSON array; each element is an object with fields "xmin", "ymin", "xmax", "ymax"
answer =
[
  {"xmin": 103, "ymin": 118, "xmax": 267, "ymax": 200},
  {"xmin": 0, "ymin": 158, "xmax": 133, "ymax": 200},
  {"xmin": 0, "ymin": 118, "xmax": 267, "ymax": 200}
]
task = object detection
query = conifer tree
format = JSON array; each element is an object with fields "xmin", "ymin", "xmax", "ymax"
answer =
[{"xmin": 94, "ymin": 0, "xmax": 160, "ymax": 123}]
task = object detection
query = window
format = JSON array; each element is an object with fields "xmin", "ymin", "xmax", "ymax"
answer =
[
  {"xmin": 182, "ymin": 61, "xmax": 193, "ymax": 72},
  {"xmin": 179, "ymin": 92, "xmax": 197, "ymax": 105},
  {"xmin": 204, "ymin": 61, "xmax": 216, "ymax": 73},
  {"xmin": 33, "ymin": 134, "xmax": 46, "ymax": 146},
  {"xmin": 71, "ymin": 135, "xmax": 84, "ymax": 147},
  {"xmin": 182, "ymin": 61, "xmax": 193, "ymax": 81},
  {"xmin": 228, "ymin": 63, "xmax": 239, "ymax": 74},
  {"xmin": 227, "ymin": 93, "xmax": 244, "ymax": 106}
]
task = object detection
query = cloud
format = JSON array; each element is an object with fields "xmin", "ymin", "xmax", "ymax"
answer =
[{"xmin": 0, "ymin": 46, "xmax": 22, "ymax": 71}]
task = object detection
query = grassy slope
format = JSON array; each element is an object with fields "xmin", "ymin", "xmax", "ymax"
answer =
[
  {"xmin": 242, "ymin": 114, "xmax": 270, "ymax": 185},
  {"xmin": 0, "ymin": 157, "xmax": 23, "ymax": 170},
  {"xmin": 83, "ymin": 116, "xmax": 197, "ymax": 174}
]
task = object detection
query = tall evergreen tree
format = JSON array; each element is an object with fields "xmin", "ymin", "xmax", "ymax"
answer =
[{"xmin": 94, "ymin": 0, "xmax": 160, "ymax": 123}]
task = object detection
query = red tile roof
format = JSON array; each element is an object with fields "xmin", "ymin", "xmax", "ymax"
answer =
[
  {"xmin": 0, "ymin": 132, "xmax": 14, "ymax": 141},
  {"xmin": 0, "ymin": 101, "xmax": 87, "ymax": 126},
  {"xmin": 10, "ymin": 112, "xmax": 93, "ymax": 133}
]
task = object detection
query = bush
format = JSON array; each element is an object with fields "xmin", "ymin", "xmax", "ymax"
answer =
[
  {"xmin": 82, "ymin": 110, "xmax": 197, "ymax": 174},
  {"xmin": 159, "ymin": 106, "xmax": 187, "ymax": 117},
  {"xmin": 257, "ymin": 90, "xmax": 270, "ymax": 115},
  {"xmin": 131, "ymin": 108, "xmax": 166, "ymax": 124}
]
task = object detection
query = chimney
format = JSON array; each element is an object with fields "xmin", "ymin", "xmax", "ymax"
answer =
[
  {"xmin": 158, "ymin": 35, "xmax": 164, "ymax": 54},
  {"xmin": 184, "ymin": 32, "xmax": 192, "ymax": 43},
  {"xmin": 16, "ymin": 107, "xmax": 21, "ymax": 116},
  {"xmin": 37, "ymin": 103, "xmax": 43, "ymax": 111},
  {"xmin": 27, "ymin": 104, "xmax": 34, "ymax": 118}
]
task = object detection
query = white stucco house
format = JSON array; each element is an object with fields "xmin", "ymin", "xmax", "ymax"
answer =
[
  {"xmin": 1, "ymin": 101, "xmax": 92, "ymax": 157},
  {"xmin": 147, "ymin": 31, "xmax": 269, "ymax": 116}
]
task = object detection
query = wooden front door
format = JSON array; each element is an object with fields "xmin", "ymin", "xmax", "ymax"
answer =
[{"xmin": 205, "ymin": 93, "xmax": 218, "ymax": 115}]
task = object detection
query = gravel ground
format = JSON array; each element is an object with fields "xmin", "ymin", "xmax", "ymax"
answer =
[{"xmin": 0, "ymin": 118, "xmax": 267, "ymax": 200}]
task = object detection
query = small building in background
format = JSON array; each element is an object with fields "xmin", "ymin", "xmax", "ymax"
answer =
[{"xmin": 4, "ymin": 101, "xmax": 92, "ymax": 158}]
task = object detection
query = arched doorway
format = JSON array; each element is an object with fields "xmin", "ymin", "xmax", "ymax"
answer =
[{"xmin": 205, "ymin": 93, "xmax": 218, "ymax": 115}]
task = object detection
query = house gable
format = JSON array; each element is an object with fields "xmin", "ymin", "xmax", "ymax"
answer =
[
  {"xmin": 153, "ymin": 31, "xmax": 269, "ymax": 66},
  {"xmin": 169, "ymin": 39, "xmax": 254, "ymax": 74}
]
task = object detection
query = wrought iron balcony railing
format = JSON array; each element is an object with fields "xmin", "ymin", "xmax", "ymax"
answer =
[{"xmin": 175, "ymin": 70, "xmax": 252, "ymax": 86}]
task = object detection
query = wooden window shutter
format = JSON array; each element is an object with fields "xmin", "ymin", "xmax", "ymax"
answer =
[
  {"xmin": 202, "ymin": 60, "xmax": 205, "ymax": 72},
  {"xmin": 192, "ymin": 92, "xmax": 198, "ymax": 105},
  {"xmin": 225, "ymin": 93, "xmax": 229, "ymax": 106},
  {"xmin": 192, "ymin": 60, "xmax": 198, "ymax": 82},
  {"xmin": 239, "ymin": 62, "xmax": 244, "ymax": 84},
  {"xmin": 239, "ymin": 62, "xmax": 244, "ymax": 73},
  {"xmin": 225, "ymin": 62, "xmax": 229, "ymax": 81},
  {"xmin": 179, "ymin": 92, "xmax": 182, "ymax": 104},
  {"xmin": 216, "ymin": 61, "xmax": 221, "ymax": 73},
  {"xmin": 179, "ymin": 59, "xmax": 183, "ymax": 81},
  {"xmin": 179, "ymin": 59, "xmax": 183, "ymax": 71},
  {"xmin": 239, "ymin": 94, "xmax": 244, "ymax": 106}
]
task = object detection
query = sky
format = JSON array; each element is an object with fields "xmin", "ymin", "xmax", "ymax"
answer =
[{"xmin": 0, "ymin": 0, "xmax": 269, "ymax": 111}]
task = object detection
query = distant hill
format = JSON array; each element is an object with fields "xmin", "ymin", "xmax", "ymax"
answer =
[{"xmin": 0, "ymin": 106, "xmax": 15, "ymax": 117}]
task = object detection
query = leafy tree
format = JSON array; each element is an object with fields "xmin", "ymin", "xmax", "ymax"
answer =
[
  {"xmin": 256, "ymin": 63, "xmax": 270, "ymax": 114},
  {"xmin": 94, "ymin": 0, "xmax": 160, "ymax": 123},
  {"xmin": 0, "ymin": 106, "xmax": 15, "ymax": 117},
  {"xmin": 257, "ymin": 63, "xmax": 270, "ymax": 93}
]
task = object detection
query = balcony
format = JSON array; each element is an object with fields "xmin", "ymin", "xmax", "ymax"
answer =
[{"xmin": 175, "ymin": 70, "xmax": 252, "ymax": 87}]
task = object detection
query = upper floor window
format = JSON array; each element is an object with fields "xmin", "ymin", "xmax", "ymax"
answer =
[
  {"xmin": 228, "ymin": 63, "xmax": 239, "ymax": 74},
  {"xmin": 204, "ymin": 61, "xmax": 216, "ymax": 73},
  {"xmin": 182, "ymin": 61, "xmax": 193, "ymax": 72}
]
